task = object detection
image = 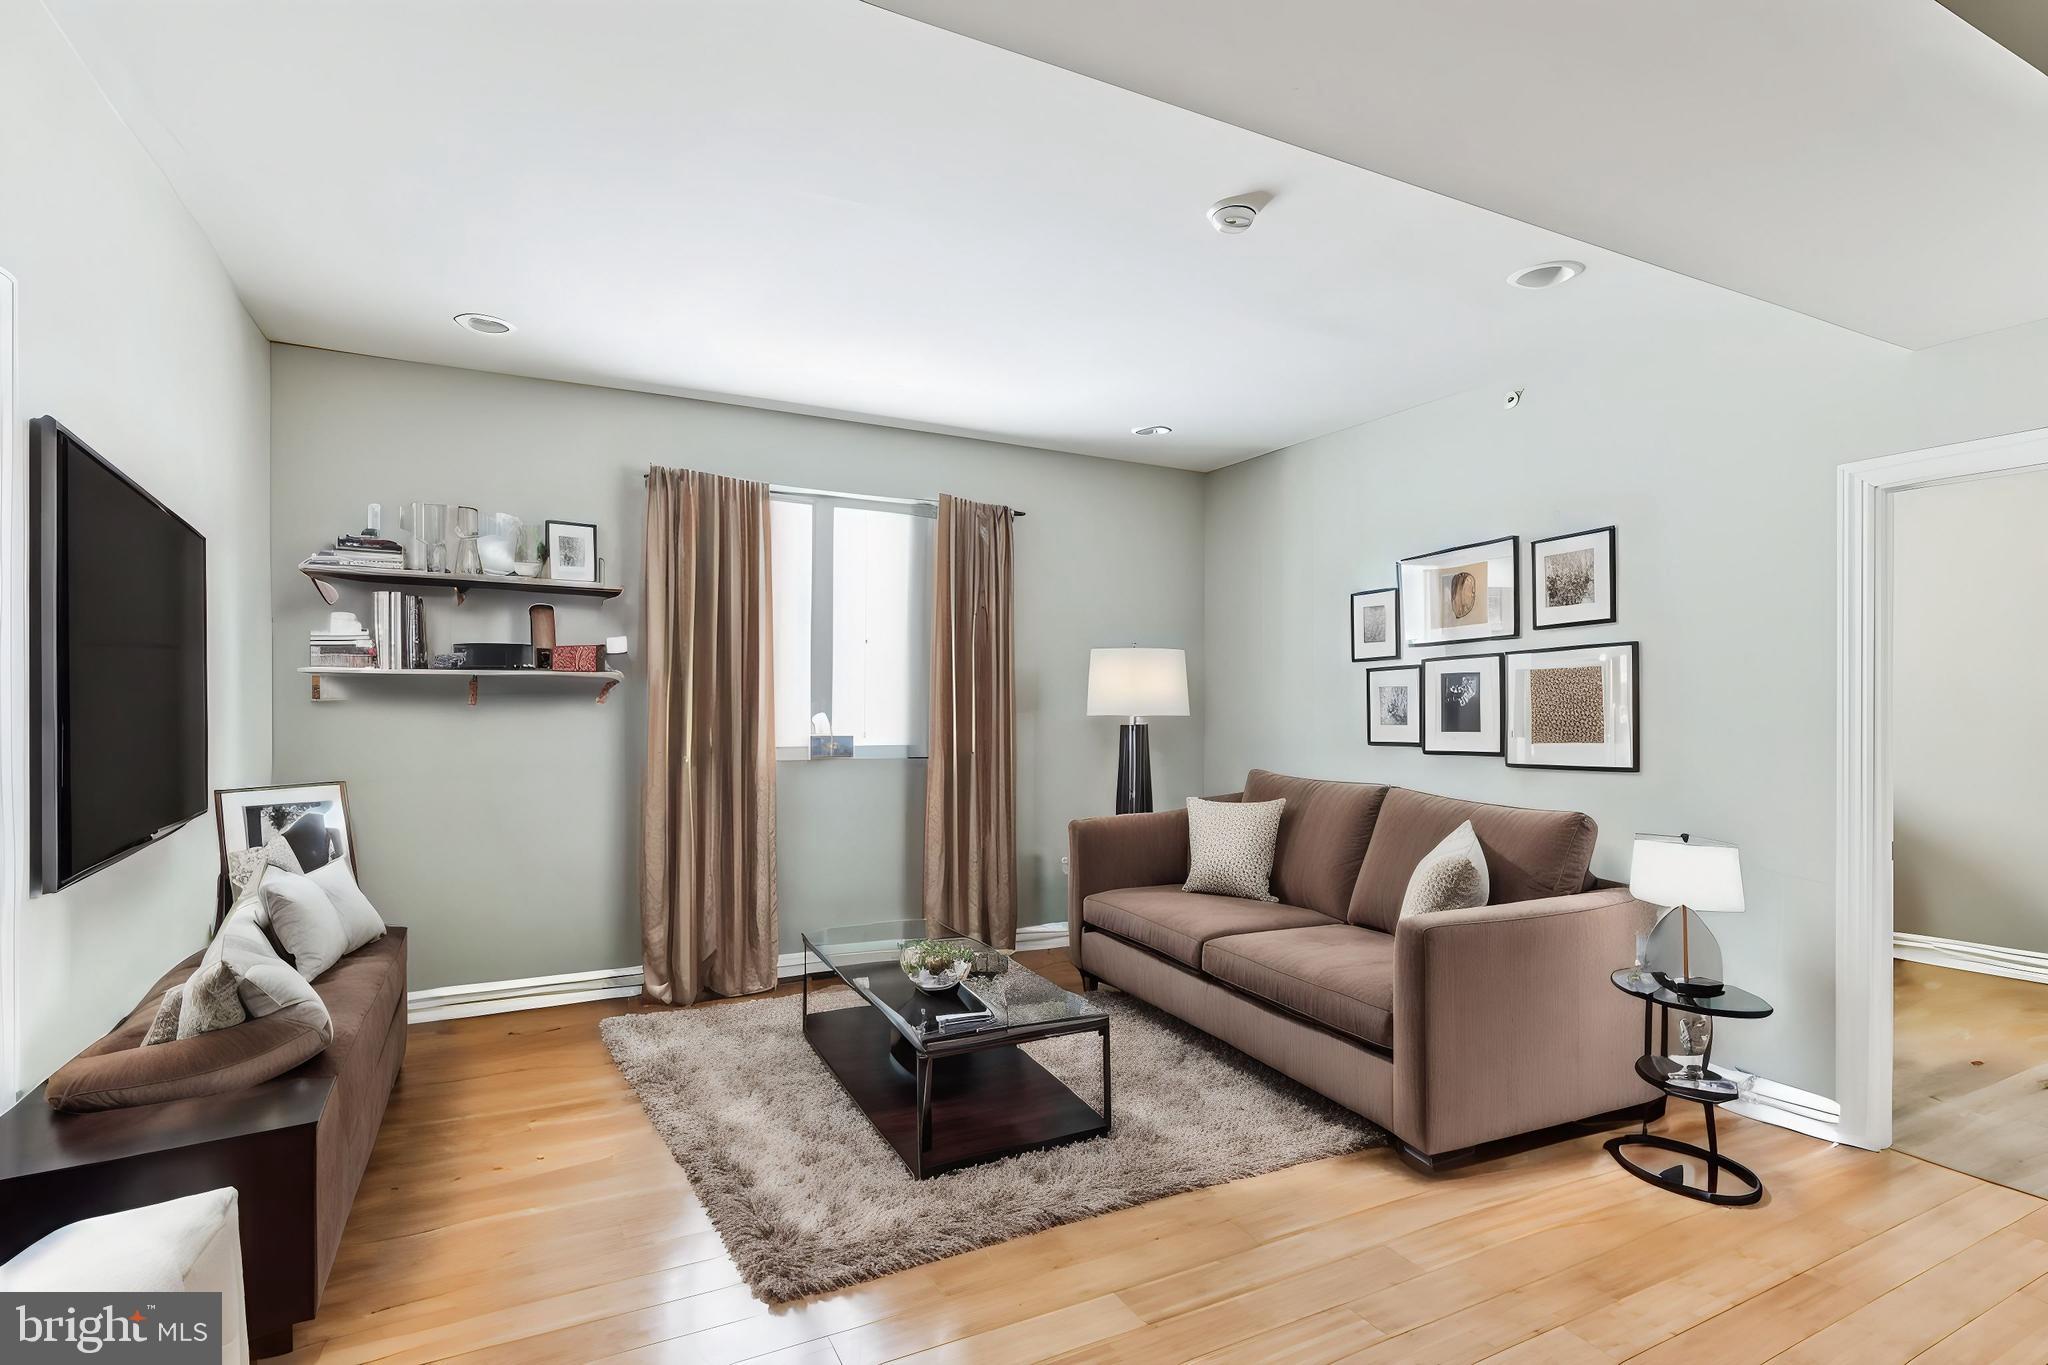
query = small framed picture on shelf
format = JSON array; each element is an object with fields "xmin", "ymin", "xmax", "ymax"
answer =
[
  {"xmin": 1350, "ymin": 587, "xmax": 1400, "ymax": 662},
  {"xmin": 1505, "ymin": 641, "xmax": 1639, "ymax": 771},
  {"xmin": 545, "ymin": 519, "xmax": 600, "ymax": 583},
  {"xmin": 1421, "ymin": 654, "xmax": 1505, "ymax": 756},
  {"xmin": 1398, "ymin": 536, "xmax": 1519, "ymax": 646},
  {"xmin": 1531, "ymin": 526, "xmax": 1616, "ymax": 630},
  {"xmin": 1365, "ymin": 664, "xmax": 1421, "ymax": 746}
]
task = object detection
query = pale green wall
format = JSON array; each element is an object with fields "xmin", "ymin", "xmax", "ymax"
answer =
[
  {"xmin": 268, "ymin": 346, "xmax": 1205, "ymax": 991},
  {"xmin": 1892, "ymin": 468, "xmax": 2048, "ymax": 955},
  {"xmin": 1200, "ymin": 308, "xmax": 2048, "ymax": 1098},
  {"xmin": 3, "ymin": 0, "xmax": 272, "ymax": 1096}
]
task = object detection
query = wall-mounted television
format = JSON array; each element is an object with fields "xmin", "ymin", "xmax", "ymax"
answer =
[{"xmin": 31, "ymin": 416, "xmax": 208, "ymax": 893}]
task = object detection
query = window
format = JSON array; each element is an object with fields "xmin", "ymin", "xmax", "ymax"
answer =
[{"xmin": 771, "ymin": 493, "xmax": 933, "ymax": 758}]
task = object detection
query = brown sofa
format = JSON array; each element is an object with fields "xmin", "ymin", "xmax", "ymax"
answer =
[
  {"xmin": 0, "ymin": 928, "xmax": 407, "ymax": 1358},
  {"xmin": 1069, "ymin": 772, "xmax": 1656, "ymax": 1167}
]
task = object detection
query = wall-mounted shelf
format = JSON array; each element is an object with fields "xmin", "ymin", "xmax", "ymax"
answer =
[
  {"xmin": 298, "ymin": 666, "xmax": 623, "ymax": 707},
  {"xmin": 297, "ymin": 558, "xmax": 624, "ymax": 607}
]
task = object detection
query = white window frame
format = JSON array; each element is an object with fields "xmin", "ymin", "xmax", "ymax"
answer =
[{"xmin": 772, "ymin": 490, "xmax": 933, "ymax": 762}]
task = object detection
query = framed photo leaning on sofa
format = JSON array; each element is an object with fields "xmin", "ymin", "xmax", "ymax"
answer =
[{"xmin": 213, "ymin": 781, "xmax": 355, "ymax": 915}]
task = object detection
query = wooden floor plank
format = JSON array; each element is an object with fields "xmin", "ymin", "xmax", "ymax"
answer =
[{"xmin": 277, "ymin": 950, "xmax": 2048, "ymax": 1365}]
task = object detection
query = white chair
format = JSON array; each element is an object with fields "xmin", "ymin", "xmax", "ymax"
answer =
[{"xmin": 0, "ymin": 1187, "xmax": 249, "ymax": 1365}]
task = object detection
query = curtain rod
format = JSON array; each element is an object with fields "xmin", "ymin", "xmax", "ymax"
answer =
[{"xmin": 641, "ymin": 472, "xmax": 1024, "ymax": 517}]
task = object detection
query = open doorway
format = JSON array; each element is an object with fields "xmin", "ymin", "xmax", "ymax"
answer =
[
  {"xmin": 1887, "ymin": 469, "xmax": 2048, "ymax": 1193},
  {"xmin": 1836, "ymin": 427, "xmax": 2048, "ymax": 1158}
]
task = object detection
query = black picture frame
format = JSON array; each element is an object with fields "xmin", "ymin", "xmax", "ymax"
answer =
[
  {"xmin": 1349, "ymin": 587, "xmax": 1401, "ymax": 662},
  {"xmin": 1397, "ymin": 535, "xmax": 1520, "ymax": 647},
  {"xmin": 1504, "ymin": 640, "xmax": 1641, "ymax": 772},
  {"xmin": 1531, "ymin": 525, "xmax": 1618, "ymax": 631},
  {"xmin": 1365, "ymin": 664, "xmax": 1422, "ymax": 746},
  {"xmin": 1420, "ymin": 652, "xmax": 1506, "ymax": 756},
  {"xmin": 544, "ymin": 519, "xmax": 600, "ymax": 584}
]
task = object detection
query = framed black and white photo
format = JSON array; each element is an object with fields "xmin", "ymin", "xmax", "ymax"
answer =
[
  {"xmin": 1505, "ymin": 641, "xmax": 1639, "ymax": 771},
  {"xmin": 1421, "ymin": 654, "xmax": 1504, "ymax": 756},
  {"xmin": 545, "ymin": 519, "xmax": 599, "ymax": 583},
  {"xmin": 1350, "ymin": 587, "xmax": 1400, "ymax": 662},
  {"xmin": 1366, "ymin": 664, "xmax": 1421, "ymax": 746},
  {"xmin": 1531, "ymin": 526, "xmax": 1616, "ymax": 630},
  {"xmin": 213, "ymin": 781, "xmax": 355, "ymax": 918},
  {"xmin": 1398, "ymin": 536, "xmax": 1518, "ymax": 646}
]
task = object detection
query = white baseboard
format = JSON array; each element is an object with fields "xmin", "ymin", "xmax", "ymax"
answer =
[
  {"xmin": 1893, "ymin": 931, "xmax": 2048, "ymax": 987},
  {"xmin": 407, "ymin": 921, "xmax": 1072, "ymax": 1023},
  {"xmin": 1720, "ymin": 1072, "xmax": 1847, "ymax": 1146}
]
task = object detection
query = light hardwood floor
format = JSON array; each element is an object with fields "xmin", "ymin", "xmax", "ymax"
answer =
[
  {"xmin": 1893, "ymin": 958, "xmax": 2048, "ymax": 1199},
  {"xmin": 278, "ymin": 950, "xmax": 2048, "ymax": 1364}
]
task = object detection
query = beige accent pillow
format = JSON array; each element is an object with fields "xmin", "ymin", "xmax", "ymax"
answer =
[
  {"xmin": 1183, "ymin": 797, "xmax": 1286, "ymax": 902},
  {"xmin": 1400, "ymin": 820, "xmax": 1490, "ymax": 917},
  {"xmin": 257, "ymin": 866, "xmax": 352, "ymax": 980},
  {"xmin": 141, "ymin": 988, "xmax": 184, "ymax": 1047},
  {"xmin": 205, "ymin": 906, "xmax": 335, "ymax": 1041},
  {"xmin": 226, "ymin": 833, "xmax": 302, "ymax": 903},
  {"xmin": 307, "ymin": 858, "xmax": 387, "ymax": 956}
]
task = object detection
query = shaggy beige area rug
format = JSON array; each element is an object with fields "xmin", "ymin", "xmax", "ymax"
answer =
[{"xmin": 600, "ymin": 986, "xmax": 1386, "ymax": 1301}]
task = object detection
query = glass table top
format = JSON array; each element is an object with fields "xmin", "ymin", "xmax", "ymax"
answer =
[
  {"xmin": 803, "ymin": 918, "xmax": 1107, "ymax": 1051},
  {"xmin": 1611, "ymin": 967, "xmax": 1773, "ymax": 1019}
]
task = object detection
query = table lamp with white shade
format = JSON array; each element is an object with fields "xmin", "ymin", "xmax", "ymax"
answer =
[
  {"xmin": 1087, "ymin": 647, "xmax": 1190, "ymax": 814},
  {"xmin": 1630, "ymin": 833, "xmax": 1744, "ymax": 998}
]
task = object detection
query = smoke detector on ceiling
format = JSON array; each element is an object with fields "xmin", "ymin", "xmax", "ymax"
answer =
[{"xmin": 1208, "ymin": 200, "xmax": 1259, "ymax": 234}]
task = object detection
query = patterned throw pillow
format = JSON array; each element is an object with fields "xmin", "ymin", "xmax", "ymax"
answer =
[
  {"xmin": 1183, "ymin": 797, "xmax": 1287, "ymax": 902},
  {"xmin": 1399, "ymin": 820, "xmax": 1491, "ymax": 917},
  {"xmin": 175, "ymin": 960, "xmax": 250, "ymax": 1040},
  {"xmin": 141, "ymin": 987, "xmax": 184, "ymax": 1047},
  {"xmin": 226, "ymin": 833, "xmax": 302, "ymax": 902}
]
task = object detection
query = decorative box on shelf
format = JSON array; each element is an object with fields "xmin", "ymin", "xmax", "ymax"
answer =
[{"xmin": 551, "ymin": 644, "xmax": 601, "ymax": 672}]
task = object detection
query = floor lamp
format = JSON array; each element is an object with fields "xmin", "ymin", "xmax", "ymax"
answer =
[{"xmin": 1087, "ymin": 647, "xmax": 1190, "ymax": 814}]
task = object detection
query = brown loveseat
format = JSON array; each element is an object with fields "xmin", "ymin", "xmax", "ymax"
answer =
[
  {"xmin": 0, "ymin": 928, "xmax": 407, "ymax": 1357},
  {"xmin": 1069, "ymin": 772, "xmax": 1655, "ymax": 1168}
]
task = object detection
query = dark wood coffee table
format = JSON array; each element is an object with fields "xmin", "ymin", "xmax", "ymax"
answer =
[{"xmin": 800, "ymin": 920, "xmax": 1110, "ymax": 1179}]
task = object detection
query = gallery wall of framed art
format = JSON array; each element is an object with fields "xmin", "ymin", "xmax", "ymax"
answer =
[{"xmin": 1353, "ymin": 525, "xmax": 1638, "ymax": 775}]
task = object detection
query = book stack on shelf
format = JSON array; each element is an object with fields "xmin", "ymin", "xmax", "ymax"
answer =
[
  {"xmin": 371, "ymin": 591, "xmax": 428, "ymax": 670},
  {"xmin": 305, "ymin": 533, "xmax": 405, "ymax": 571},
  {"xmin": 309, "ymin": 613, "xmax": 374, "ymax": 669}
]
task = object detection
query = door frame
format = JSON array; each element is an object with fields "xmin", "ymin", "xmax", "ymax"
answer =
[{"xmin": 1835, "ymin": 424, "xmax": 2048, "ymax": 1150}]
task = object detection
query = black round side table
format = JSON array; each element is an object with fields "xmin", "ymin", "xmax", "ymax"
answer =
[{"xmin": 1606, "ymin": 968, "xmax": 1774, "ymax": 1206}]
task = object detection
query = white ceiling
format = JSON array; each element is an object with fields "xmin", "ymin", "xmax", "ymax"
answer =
[
  {"xmin": 871, "ymin": 0, "xmax": 2048, "ymax": 352},
  {"xmin": 48, "ymin": 1, "xmax": 1889, "ymax": 471}
]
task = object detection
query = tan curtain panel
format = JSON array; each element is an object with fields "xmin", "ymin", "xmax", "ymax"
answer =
[
  {"xmin": 640, "ymin": 466, "xmax": 779, "ymax": 1004},
  {"xmin": 923, "ymin": 494, "xmax": 1018, "ymax": 947}
]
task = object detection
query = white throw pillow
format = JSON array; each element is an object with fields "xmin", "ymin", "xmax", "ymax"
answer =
[
  {"xmin": 1400, "ymin": 820, "xmax": 1491, "ymax": 917},
  {"xmin": 207, "ymin": 904, "xmax": 333, "ymax": 1030},
  {"xmin": 257, "ymin": 866, "xmax": 351, "ymax": 980},
  {"xmin": 1183, "ymin": 797, "xmax": 1286, "ymax": 902},
  {"xmin": 307, "ymin": 857, "xmax": 387, "ymax": 955}
]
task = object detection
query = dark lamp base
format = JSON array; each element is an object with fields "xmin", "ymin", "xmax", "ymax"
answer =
[{"xmin": 1114, "ymin": 722, "xmax": 1153, "ymax": 815}]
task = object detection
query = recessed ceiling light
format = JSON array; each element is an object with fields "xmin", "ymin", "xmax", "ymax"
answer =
[
  {"xmin": 1132, "ymin": 425, "xmax": 1173, "ymax": 437},
  {"xmin": 453, "ymin": 312, "xmax": 515, "ymax": 334},
  {"xmin": 1507, "ymin": 261, "xmax": 1585, "ymax": 290}
]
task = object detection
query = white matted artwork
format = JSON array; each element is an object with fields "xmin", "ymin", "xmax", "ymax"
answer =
[
  {"xmin": 1366, "ymin": 664, "xmax": 1421, "ymax": 746},
  {"xmin": 1531, "ymin": 526, "xmax": 1617, "ymax": 630},
  {"xmin": 213, "ymin": 781, "xmax": 355, "ymax": 913},
  {"xmin": 1421, "ymin": 654, "xmax": 1504, "ymax": 756},
  {"xmin": 1506, "ymin": 641, "xmax": 1639, "ymax": 771},
  {"xmin": 1398, "ymin": 537, "xmax": 1518, "ymax": 646},
  {"xmin": 545, "ymin": 518, "xmax": 599, "ymax": 583},
  {"xmin": 1349, "ymin": 587, "xmax": 1400, "ymax": 662}
]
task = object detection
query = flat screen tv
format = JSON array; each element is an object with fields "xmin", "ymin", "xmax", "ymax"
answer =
[{"xmin": 31, "ymin": 416, "xmax": 208, "ymax": 893}]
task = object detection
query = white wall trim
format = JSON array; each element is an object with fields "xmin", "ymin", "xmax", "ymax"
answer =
[
  {"xmin": 0, "ymin": 267, "xmax": 23, "ymax": 1106},
  {"xmin": 1837, "ymin": 425, "xmax": 2048, "ymax": 1153},
  {"xmin": 407, "ymin": 921, "xmax": 1071, "ymax": 1023},
  {"xmin": 1723, "ymin": 1072, "xmax": 1845, "ymax": 1146},
  {"xmin": 1894, "ymin": 932, "xmax": 2048, "ymax": 987}
]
